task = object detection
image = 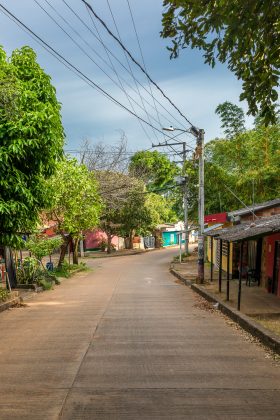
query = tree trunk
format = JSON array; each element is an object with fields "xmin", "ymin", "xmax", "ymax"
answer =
[
  {"xmin": 107, "ymin": 234, "xmax": 112, "ymax": 254},
  {"xmin": 129, "ymin": 230, "xmax": 135, "ymax": 249},
  {"xmin": 73, "ymin": 237, "xmax": 79, "ymax": 265},
  {"xmin": 58, "ymin": 236, "xmax": 70, "ymax": 268},
  {"xmin": 4, "ymin": 247, "xmax": 17, "ymax": 288}
]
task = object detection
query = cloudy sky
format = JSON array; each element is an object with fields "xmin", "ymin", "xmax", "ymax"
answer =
[{"xmin": 0, "ymin": 0, "xmax": 254, "ymax": 154}]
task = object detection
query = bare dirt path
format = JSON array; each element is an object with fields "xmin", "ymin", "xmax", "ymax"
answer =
[{"xmin": 0, "ymin": 248, "xmax": 279, "ymax": 419}]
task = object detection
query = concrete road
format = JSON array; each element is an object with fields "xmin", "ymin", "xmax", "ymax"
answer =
[{"xmin": 0, "ymin": 248, "xmax": 279, "ymax": 419}]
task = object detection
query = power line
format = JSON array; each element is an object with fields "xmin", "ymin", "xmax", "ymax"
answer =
[
  {"xmin": 82, "ymin": 0, "xmax": 195, "ymax": 128},
  {"xmin": 84, "ymin": 5, "xmax": 158, "ymax": 143},
  {"xmin": 34, "ymin": 0, "xmax": 159, "ymax": 141},
  {"xmin": 125, "ymin": 0, "xmax": 163, "ymax": 136},
  {"xmin": 62, "ymin": 0, "xmax": 187, "ymax": 131},
  {"xmin": 0, "ymin": 3, "xmax": 183, "ymax": 140}
]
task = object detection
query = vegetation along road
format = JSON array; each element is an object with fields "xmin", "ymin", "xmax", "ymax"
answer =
[{"xmin": 0, "ymin": 248, "xmax": 279, "ymax": 419}]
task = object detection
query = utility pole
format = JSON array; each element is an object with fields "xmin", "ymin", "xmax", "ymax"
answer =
[
  {"xmin": 197, "ymin": 129, "xmax": 205, "ymax": 283},
  {"xmin": 152, "ymin": 139, "xmax": 189, "ymax": 254},
  {"xmin": 182, "ymin": 142, "xmax": 189, "ymax": 255}
]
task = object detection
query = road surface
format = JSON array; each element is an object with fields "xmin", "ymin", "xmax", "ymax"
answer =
[{"xmin": 0, "ymin": 248, "xmax": 279, "ymax": 419}]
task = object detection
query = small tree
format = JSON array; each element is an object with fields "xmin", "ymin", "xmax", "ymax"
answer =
[
  {"xmin": 46, "ymin": 159, "xmax": 101, "ymax": 266},
  {"xmin": 215, "ymin": 102, "xmax": 246, "ymax": 139},
  {"xmin": 25, "ymin": 236, "xmax": 62, "ymax": 267}
]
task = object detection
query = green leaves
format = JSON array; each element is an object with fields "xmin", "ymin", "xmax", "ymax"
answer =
[
  {"xmin": 46, "ymin": 159, "xmax": 101, "ymax": 239},
  {"xmin": 0, "ymin": 46, "xmax": 64, "ymax": 247},
  {"xmin": 161, "ymin": 0, "xmax": 280, "ymax": 125}
]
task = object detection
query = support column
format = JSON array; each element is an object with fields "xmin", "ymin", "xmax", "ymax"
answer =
[
  {"xmin": 238, "ymin": 241, "xmax": 244, "ymax": 311},
  {"xmin": 218, "ymin": 239, "xmax": 222, "ymax": 292},
  {"xmin": 210, "ymin": 236, "xmax": 214, "ymax": 282},
  {"xmin": 226, "ymin": 241, "xmax": 230, "ymax": 301}
]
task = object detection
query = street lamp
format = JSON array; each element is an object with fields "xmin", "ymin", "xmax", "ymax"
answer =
[{"xmin": 162, "ymin": 125, "xmax": 205, "ymax": 283}]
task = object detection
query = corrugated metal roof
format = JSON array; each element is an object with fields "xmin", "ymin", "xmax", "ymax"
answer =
[
  {"xmin": 228, "ymin": 198, "xmax": 280, "ymax": 218},
  {"xmin": 205, "ymin": 215, "xmax": 280, "ymax": 242},
  {"xmin": 204, "ymin": 223, "xmax": 223, "ymax": 233}
]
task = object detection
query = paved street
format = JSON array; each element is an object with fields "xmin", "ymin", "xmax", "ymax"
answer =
[{"xmin": 0, "ymin": 248, "xmax": 279, "ymax": 419}]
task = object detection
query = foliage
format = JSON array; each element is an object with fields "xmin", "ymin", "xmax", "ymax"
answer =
[
  {"xmin": 25, "ymin": 235, "xmax": 62, "ymax": 262},
  {"xmin": 205, "ymin": 125, "xmax": 280, "ymax": 216},
  {"xmin": 53, "ymin": 261, "xmax": 87, "ymax": 278},
  {"xmin": 47, "ymin": 159, "xmax": 101, "ymax": 239},
  {"xmin": 0, "ymin": 46, "xmax": 64, "ymax": 248},
  {"xmin": 0, "ymin": 288, "xmax": 10, "ymax": 302},
  {"xmin": 145, "ymin": 193, "xmax": 177, "ymax": 228},
  {"xmin": 129, "ymin": 150, "xmax": 180, "ymax": 189},
  {"xmin": 215, "ymin": 102, "xmax": 245, "ymax": 139},
  {"xmin": 183, "ymin": 124, "xmax": 280, "ymax": 218},
  {"xmin": 161, "ymin": 0, "xmax": 280, "ymax": 124},
  {"xmin": 17, "ymin": 256, "xmax": 59, "ymax": 288}
]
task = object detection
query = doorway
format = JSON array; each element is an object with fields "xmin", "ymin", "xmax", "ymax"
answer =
[{"xmin": 272, "ymin": 241, "xmax": 280, "ymax": 295}]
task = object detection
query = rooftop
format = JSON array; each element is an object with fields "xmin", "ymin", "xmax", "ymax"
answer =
[{"xmin": 228, "ymin": 198, "xmax": 280, "ymax": 218}]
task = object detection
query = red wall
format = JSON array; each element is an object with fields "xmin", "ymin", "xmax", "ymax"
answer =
[
  {"xmin": 204, "ymin": 212, "xmax": 227, "ymax": 224},
  {"xmin": 266, "ymin": 233, "xmax": 280, "ymax": 297}
]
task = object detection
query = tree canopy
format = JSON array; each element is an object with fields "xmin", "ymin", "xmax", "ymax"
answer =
[
  {"xmin": 46, "ymin": 158, "xmax": 101, "ymax": 263},
  {"xmin": 129, "ymin": 150, "xmax": 180, "ymax": 190},
  {"xmin": 0, "ymin": 46, "xmax": 64, "ymax": 247},
  {"xmin": 215, "ymin": 101, "xmax": 245, "ymax": 139},
  {"xmin": 161, "ymin": 0, "xmax": 280, "ymax": 125}
]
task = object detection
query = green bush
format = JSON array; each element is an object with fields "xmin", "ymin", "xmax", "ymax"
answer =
[
  {"xmin": 0, "ymin": 288, "xmax": 10, "ymax": 302},
  {"xmin": 17, "ymin": 257, "xmax": 59, "ymax": 287}
]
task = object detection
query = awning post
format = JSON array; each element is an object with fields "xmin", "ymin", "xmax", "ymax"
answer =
[
  {"xmin": 210, "ymin": 236, "xmax": 214, "ymax": 282},
  {"xmin": 238, "ymin": 241, "xmax": 244, "ymax": 311},
  {"xmin": 218, "ymin": 239, "xmax": 222, "ymax": 292},
  {"xmin": 226, "ymin": 241, "xmax": 230, "ymax": 301}
]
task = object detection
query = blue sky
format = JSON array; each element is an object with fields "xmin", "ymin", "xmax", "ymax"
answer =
[{"xmin": 0, "ymin": 0, "xmax": 254, "ymax": 154}]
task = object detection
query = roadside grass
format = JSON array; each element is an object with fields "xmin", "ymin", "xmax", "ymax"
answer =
[
  {"xmin": 253, "ymin": 317, "xmax": 280, "ymax": 337},
  {"xmin": 54, "ymin": 262, "xmax": 89, "ymax": 278}
]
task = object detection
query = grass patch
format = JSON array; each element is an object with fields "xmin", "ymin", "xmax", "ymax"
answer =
[
  {"xmin": 54, "ymin": 262, "xmax": 89, "ymax": 278},
  {"xmin": 254, "ymin": 318, "xmax": 280, "ymax": 337}
]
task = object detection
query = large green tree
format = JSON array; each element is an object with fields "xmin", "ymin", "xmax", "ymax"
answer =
[
  {"xmin": 0, "ymin": 46, "xmax": 64, "ymax": 248},
  {"xmin": 46, "ymin": 159, "xmax": 101, "ymax": 265},
  {"xmin": 161, "ymin": 0, "xmax": 280, "ymax": 124},
  {"xmin": 129, "ymin": 150, "xmax": 180, "ymax": 190}
]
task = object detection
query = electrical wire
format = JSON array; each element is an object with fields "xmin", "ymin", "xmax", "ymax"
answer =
[
  {"xmin": 0, "ymin": 3, "xmax": 185, "ymax": 141},
  {"xmin": 34, "ymin": 0, "xmax": 160, "ymax": 140},
  {"xmin": 62, "ymin": 0, "xmax": 188, "ymax": 131},
  {"xmin": 82, "ymin": 0, "xmax": 195, "ymax": 128},
  {"xmin": 125, "ymin": 0, "xmax": 163, "ymax": 136}
]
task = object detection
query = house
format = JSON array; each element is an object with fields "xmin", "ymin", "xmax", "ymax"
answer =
[
  {"xmin": 206, "ymin": 199, "xmax": 280, "ymax": 280},
  {"xmin": 84, "ymin": 229, "xmax": 125, "ymax": 251},
  {"xmin": 205, "ymin": 213, "xmax": 280, "ymax": 305},
  {"xmin": 156, "ymin": 222, "xmax": 185, "ymax": 247}
]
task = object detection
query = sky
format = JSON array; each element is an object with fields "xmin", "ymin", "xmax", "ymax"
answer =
[{"xmin": 0, "ymin": 0, "xmax": 254, "ymax": 155}]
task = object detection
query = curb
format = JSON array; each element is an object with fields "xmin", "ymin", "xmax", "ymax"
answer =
[
  {"xmin": 85, "ymin": 248, "xmax": 161, "ymax": 259},
  {"xmin": 170, "ymin": 268, "xmax": 280, "ymax": 355}
]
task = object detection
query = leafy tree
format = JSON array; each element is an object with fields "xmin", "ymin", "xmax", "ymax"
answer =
[
  {"xmin": 25, "ymin": 235, "xmax": 62, "ymax": 266},
  {"xmin": 46, "ymin": 159, "xmax": 101, "ymax": 265},
  {"xmin": 129, "ymin": 150, "xmax": 180, "ymax": 189},
  {"xmin": 205, "ymin": 125, "xmax": 280, "ymax": 212},
  {"xmin": 161, "ymin": 0, "xmax": 280, "ymax": 124},
  {"xmin": 215, "ymin": 102, "xmax": 245, "ymax": 139},
  {"xmin": 94, "ymin": 170, "xmax": 137, "ymax": 253},
  {"xmin": 118, "ymin": 180, "xmax": 153, "ymax": 249},
  {"xmin": 0, "ymin": 46, "xmax": 64, "ymax": 248}
]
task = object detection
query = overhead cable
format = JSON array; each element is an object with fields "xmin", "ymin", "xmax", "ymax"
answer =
[
  {"xmin": 81, "ymin": 0, "xmax": 195, "ymax": 128},
  {"xmin": 0, "ymin": 3, "xmax": 181, "ymax": 140},
  {"xmin": 62, "ymin": 0, "xmax": 188, "ymax": 130}
]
